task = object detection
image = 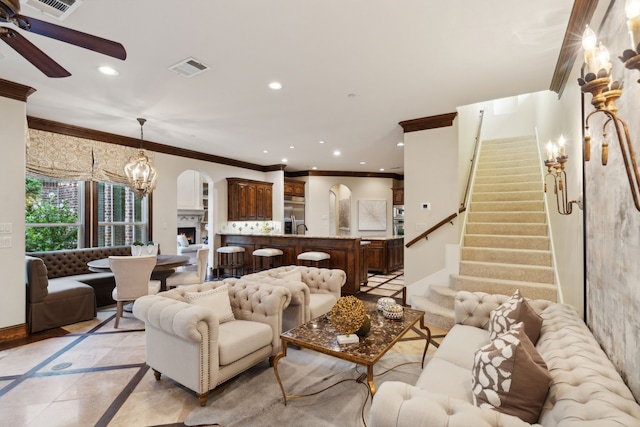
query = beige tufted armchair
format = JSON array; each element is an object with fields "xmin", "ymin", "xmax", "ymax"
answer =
[
  {"xmin": 133, "ymin": 280, "xmax": 291, "ymax": 406},
  {"xmin": 238, "ymin": 265, "xmax": 346, "ymax": 330}
]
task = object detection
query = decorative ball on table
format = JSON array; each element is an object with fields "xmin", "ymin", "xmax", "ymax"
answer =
[{"xmin": 330, "ymin": 296, "xmax": 366, "ymax": 344}]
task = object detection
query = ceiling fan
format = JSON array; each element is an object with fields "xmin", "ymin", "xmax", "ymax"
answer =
[{"xmin": 0, "ymin": 0, "xmax": 126, "ymax": 77}]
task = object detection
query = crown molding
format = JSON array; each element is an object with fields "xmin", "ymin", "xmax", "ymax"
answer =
[
  {"xmin": 0, "ymin": 79, "xmax": 36, "ymax": 102},
  {"xmin": 286, "ymin": 170, "xmax": 404, "ymax": 180},
  {"xmin": 549, "ymin": 0, "xmax": 599, "ymax": 95},
  {"xmin": 399, "ymin": 112, "xmax": 457, "ymax": 133}
]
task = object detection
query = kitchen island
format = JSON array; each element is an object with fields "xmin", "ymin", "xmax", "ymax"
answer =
[
  {"xmin": 219, "ymin": 233, "xmax": 368, "ymax": 294},
  {"xmin": 362, "ymin": 236, "xmax": 404, "ymax": 274}
]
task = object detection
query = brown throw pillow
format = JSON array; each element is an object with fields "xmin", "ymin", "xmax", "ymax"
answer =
[
  {"xmin": 489, "ymin": 289, "xmax": 543, "ymax": 345},
  {"xmin": 472, "ymin": 322, "xmax": 551, "ymax": 423}
]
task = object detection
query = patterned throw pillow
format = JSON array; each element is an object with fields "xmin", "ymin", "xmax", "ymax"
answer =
[
  {"xmin": 472, "ymin": 322, "xmax": 551, "ymax": 423},
  {"xmin": 184, "ymin": 285, "xmax": 235, "ymax": 323},
  {"xmin": 489, "ymin": 289, "xmax": 543, "ymax": 345}
]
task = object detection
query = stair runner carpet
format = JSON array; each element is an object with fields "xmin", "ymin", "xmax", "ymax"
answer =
[{"xmin": 413, "ymin": 136, "xmax": 558, "ymax": 330}]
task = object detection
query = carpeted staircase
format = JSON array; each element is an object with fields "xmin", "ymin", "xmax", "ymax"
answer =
[{"xmin": 413, "ymin": 136, "xmax": 558, "ymax": 330}]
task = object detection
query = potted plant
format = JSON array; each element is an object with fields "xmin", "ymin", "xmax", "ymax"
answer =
[
  {"xmin": 131, "ymin": 241, "xmax": 145, "ymax": 256},
  {"xmin": 144, "ymin": 240, "xmax": 159, "ymax": 255}
]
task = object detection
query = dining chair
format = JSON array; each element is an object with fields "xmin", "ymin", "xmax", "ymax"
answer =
[
  {"xmin": 166, "ymin": 247, "xmax": 209, "ymax": 289},
  {"xmin": 109, "ymin": 255, "xmax": 160, "ymax": 328}
]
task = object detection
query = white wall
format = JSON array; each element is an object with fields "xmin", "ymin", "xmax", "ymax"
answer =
[
  {"xmin": 0, "ymin": 96, "xmax": 27, "ymax": 330},
  {"xmin": 531, "ymin": 89, "xmax": 585, "ymax": 314},
  {"xmin": 306, "ymin": 175, "xmax": 395, "ymax": 237},
  {"xmin": 404, "ymin": 123, "xmax": 459, "ymax": 287}
]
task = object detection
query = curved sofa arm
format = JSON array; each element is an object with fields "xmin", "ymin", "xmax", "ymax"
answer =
[
  {"xmin": 370, "ymin": 382, "xmax": 538, "ymax": 427},
  {"xmin": 133, "ymin": 294, "xmax": 219, "ymax": 343}
]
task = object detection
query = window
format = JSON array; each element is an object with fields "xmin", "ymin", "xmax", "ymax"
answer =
[
  {"xmin": 25, "ymin": 177, "xmax": 149, "ymax": 251},
  {"xmin": 97, "ymin": 182, "xmax": 149, "ymax": 246}
]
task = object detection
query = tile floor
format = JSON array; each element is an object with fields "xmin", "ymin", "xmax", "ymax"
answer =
[{"xmin": 0, "ymin": 270, "xmax": 447, "ymax": 427}]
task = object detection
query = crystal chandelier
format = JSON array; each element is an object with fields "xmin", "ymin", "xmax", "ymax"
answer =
[{"xmin": 124, "ymin": 118, "xmax": 158, "ymax": 198}]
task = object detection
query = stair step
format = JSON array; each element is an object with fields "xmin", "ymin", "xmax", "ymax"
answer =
[
  {"xmin": 472, "ymin": 190, "xmax": 543, "ymax": 202},
  {"xmin": 461, "ymin": 247, "xmax": 553, "ymax": 266},
  {"xmin": 464, "ymin": 234, "xmax": 550, "ymax": 250},
  {"xmin": 474, "ymin": 173, "xmax": 541, "ymax": 184},
  {"xmin": 459, "ymin": 260, "xmax": 555, "ymax": 284},
  {"xmin": 476, "ymin": 165, "xmax": 540, "ymax": 177},
  {"xmin": 412, "ymin": 295, "xmax": 455, "ymax": 330},
  {"xmin": 450, "ymin": 274, "xmax": 557, "ymax": 302},
  {"xmin": 479, "ymin": 149, "xmax": 539, "ymax": 163},
  {"xmin": 466, "ymin": 222, "xmax": 548, "ymax": 236},
  {"xmin": 473, "ymin": 182, "xmax": 542, "ymax": 193},
  {"xmin": 477, "ymin": 158, "xmax": 536, "ymax": 170},
  {"xmin": 429, "ymin": 285, "xmax": 457, "ymax": 308},
  {"xmin": 467, "ymin": 211, "xmax": 547, "ymax": 223},
  {"xmin": 469, "ymin": 200, "xmax": 544, "ymax": 212}
]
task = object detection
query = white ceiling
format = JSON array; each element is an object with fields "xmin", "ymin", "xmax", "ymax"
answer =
[{"xmin": 0, "ymin": 0, "xmax": 575, "ymax": 174}]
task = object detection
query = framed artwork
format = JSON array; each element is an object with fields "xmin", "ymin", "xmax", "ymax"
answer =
[{"xmin": 358, "ymin": 200, "xmax": 387, "ymax": 231}]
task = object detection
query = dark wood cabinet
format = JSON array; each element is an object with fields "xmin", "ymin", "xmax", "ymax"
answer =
[
  {"xmin": 392, "ymin": 188, "xmax": 404, "ymax": 205},
  {"xmin": 363, "ymin": 238, "xmax": 404, "ymax": 274},
  {"xmin": 284, "ymin": 178, "xmax": 305, "ymax": 197},
  {"xmin": 227, "ymin": 178, "xmax": 273, "ymax": 221}
]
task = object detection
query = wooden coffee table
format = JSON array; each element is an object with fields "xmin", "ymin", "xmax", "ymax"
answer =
[{"xmin": 272, "ymin": 300, "xmax": 430, "ymax": 404}]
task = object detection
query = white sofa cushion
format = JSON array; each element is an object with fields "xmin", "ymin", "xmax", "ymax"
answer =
[
  {"xmin": 309, "ymin": 293, "xmax": 338, "ymax": 319},
  {"xmin": 178, "ymin": 234, "xmax": 190, "ymax": 247},
  {"xmin": 278, "ymin": 267, "xmax": 302, "ymax": 282},
  {"xmin": 184, "ymin": 285, "xmax": 235, "ymax": 323},
  {"xmin": 218, "ymin": 319, "xmax": 273, "ymax": 365},
  {"xmin": 432, "ymin": 324, "xmax": 490, "ymax": 371},
  {"xmin": 417, "ymin": 357, "xmax": 474, "ymax": 403}
]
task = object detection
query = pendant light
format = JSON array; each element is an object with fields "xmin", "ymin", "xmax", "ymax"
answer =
[{"xmin": 124, "ymin": 118, "xmax": 158, "ymax": 198}]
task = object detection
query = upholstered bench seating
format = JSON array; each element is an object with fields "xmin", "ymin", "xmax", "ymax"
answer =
[{"xmin": 27, "ymin": 246, "xmax": 133, "ymax": 307}]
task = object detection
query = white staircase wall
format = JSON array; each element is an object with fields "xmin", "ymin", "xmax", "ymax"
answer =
[{"xmin": 406, "ymin": 243, "xmax": 459, "ymax": 305}]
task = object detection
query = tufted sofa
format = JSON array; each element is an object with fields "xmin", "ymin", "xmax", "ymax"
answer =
[
  {"xmin": 370, "ymin": 291, "xmax": 640, "ymax": 427},
  {"xmin": 239, "ymin": 265, "xmax": 346, "ymax": 330},
  {"xmin": 133, "ymin": 280, "xmax": 291, "ymax": 406},
  {"xmin": 28, "ymin": 246, "xmax": 132, "ymax": 307}
]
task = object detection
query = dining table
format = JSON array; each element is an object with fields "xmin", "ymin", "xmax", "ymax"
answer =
[{"xmin": 88, "ymin": 254, "xmax": 191, "ymax": 292}]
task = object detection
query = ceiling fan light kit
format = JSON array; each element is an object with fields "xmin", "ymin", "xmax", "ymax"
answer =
[{"xmin": 0, "ymin": 0, "xmax": 126, "ymax": 77}]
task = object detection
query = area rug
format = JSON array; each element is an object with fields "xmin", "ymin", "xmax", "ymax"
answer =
[{"xmin": 185, "ymin": 347, "xmax": 425, "ymax": 427}]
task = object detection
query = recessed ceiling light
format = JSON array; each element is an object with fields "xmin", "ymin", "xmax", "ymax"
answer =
[
  {"xmin": 289, "ymin": 145, "xmax": 295, "ymax": 149},
  {"xmin": 98, "ymin": 65, "xmax": 118, "ymax": 76},
  {"xmin": 397, "ymin": 142, "xmax": 405, "ymax": 147},
  {"xmin": 379, "ymin": 168, "xmax": 385, "ymax": 171},
  {"xmin": 263, "ymin": 150, "xmax": 269, "ymax": 154},
  {"xmin": 312, "ymin": 166, "xmax": 318, "ymax": 170},
  {"xmin": 282, "ymin": 158, "xmax": 288, "ymax": 163},
  {"xmin": 333, "ymin": 150, "xmax": 341, "ymax": 156},
  {"xmin": 360, "ymin": 161, "xmax": 366, "ymax": 165},
  {"xmin": 319, "ymin": 140, "xmax": 325, "ymax": 144},
  {"xmin": 269, "ymin": 81, "xmax": 282, "ymax": 90},
  {"xmin": 347, "ymin": 93, "xmax": 356, "ymax": 98}
]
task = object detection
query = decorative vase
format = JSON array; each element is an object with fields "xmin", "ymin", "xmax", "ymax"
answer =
[
  {"xmin": 144, "ymin": 243, "xmax": 159, "ymax": 255},
  {"xmin": 356, "ymin": 314, "xmax": 371, "ymax": 337},
  {"xmin": 377, "ymin": 297, "xmax": 395, "ymax": 311},
  {"xmin": 131, "ymin": 245, "xmax": 143, "ymax": 256},
  {"xmin": 383, "ymin": 303, "xmax": 404, "ymax": 320}
]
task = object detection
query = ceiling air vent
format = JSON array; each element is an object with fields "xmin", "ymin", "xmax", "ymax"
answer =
[
  {"xmin": 169, "ymin": 57, "xmax": 210, "ymax": 78},
  {"xmin": 20, "ymin": 0, "xmax": 83, "ymax": 20}
]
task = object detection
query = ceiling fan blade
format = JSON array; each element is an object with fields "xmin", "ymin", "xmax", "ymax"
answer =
[
  {"xmin": 0, "ymin": 28, "xmax": 70, "ymax": 77},
  {"xmin": 15, "ymin": 14, "xmax": 126, "ymax": 60}
]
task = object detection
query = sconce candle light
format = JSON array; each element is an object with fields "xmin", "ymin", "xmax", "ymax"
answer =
[
  {"xmin": 544, "ymin": 136, "xmax": 579, "ymax": 215},
  {"xmin": 578, "ymin": 13, "xmax": 640, "ymax": 211}
]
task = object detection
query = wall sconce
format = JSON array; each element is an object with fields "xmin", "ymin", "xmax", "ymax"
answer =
[
  {"xmin": 578, "ymin": 16, "xmax": 640, "ymax": 211},
  {"xmin": 544, "ymin": 136, "xmax": 581, "ymax": 215}
]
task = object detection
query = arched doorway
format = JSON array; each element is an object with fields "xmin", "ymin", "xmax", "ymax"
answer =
[{"xmin": 329, "ymin": 184, "xmax": 352, "ymax": 236}]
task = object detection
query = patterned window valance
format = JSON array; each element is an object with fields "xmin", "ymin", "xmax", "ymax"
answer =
[{"xmin": 26, "ymin": 129, "xmax": 155, "ymax": 184}]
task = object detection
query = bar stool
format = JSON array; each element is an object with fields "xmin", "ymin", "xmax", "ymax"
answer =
[
  {"xmin": 252, "ymin": 248, "xmax": 283, "ymax": 272},
  {"xmin": 297, "ymin": 251, "xmax": 330, "ymax": 268},
  {"xmin": 216, "ymin": 246, "xmax": 245, "ymax": 278}
]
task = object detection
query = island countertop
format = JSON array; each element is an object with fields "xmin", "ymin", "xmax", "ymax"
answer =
[{"xmin": 218, "ymin": 233, "xmax": 368, "ymax": 294}]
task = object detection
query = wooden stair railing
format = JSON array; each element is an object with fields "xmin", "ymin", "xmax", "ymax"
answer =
[{"xmin": 405, "ymin": 212, "xmax": 458, "ymax": 248}]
